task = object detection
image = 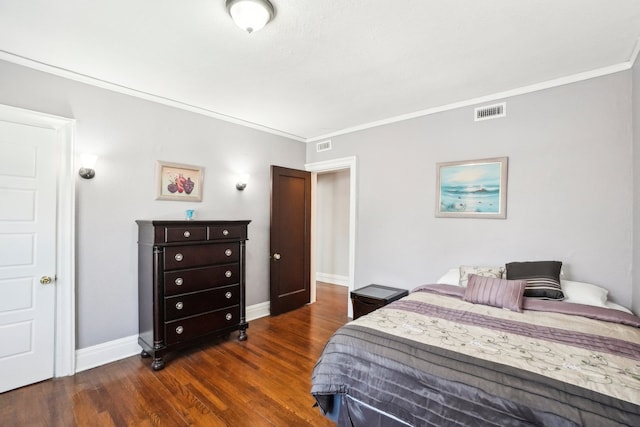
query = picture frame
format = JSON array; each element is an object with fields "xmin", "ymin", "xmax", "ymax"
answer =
[
  {"xmin": 156, "ymin": 161, "xmax": 204, "ymax": 202},
  {"xmin": 435, "ymin": 157, "xmax": 508, "ymax": 219}
]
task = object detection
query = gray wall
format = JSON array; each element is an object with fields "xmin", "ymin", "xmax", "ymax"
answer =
[
  {"xmin": 1, "ymin": 56, "xmax": 636, "ymax": 351},
  {"xmin": 0, "ymin": 60, "xmax": 306, "ymax": 349},
  {"xmin": 633, "ymin": 54, "xmax": 640, "ymax": 316},
  {"xmin": 308, "ymin": 71, "xmax": 634, "ymax": 307},
  {"xmin": 316, "ymin": 170, "xmax": 350, "ymax": 279}
]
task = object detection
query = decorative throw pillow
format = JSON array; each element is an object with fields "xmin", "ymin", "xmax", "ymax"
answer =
[
  {"xmin": 505, "ymin": 261, "xmax": 564, "ymax": 300},
  {"xmin": 463, "ymin": 274, "xmax": 527, "ymax": 312},
  {"xmin": 458, "ymin": 265, "xmax": 504, "ymax": 287}
]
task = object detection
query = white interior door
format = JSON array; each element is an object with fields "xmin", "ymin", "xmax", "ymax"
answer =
[{"xmin": 0, "ymin": 120, "xmax": 57, "ymax": 393}]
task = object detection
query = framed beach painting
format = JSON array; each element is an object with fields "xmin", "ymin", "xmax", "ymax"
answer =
[
  {"xmin": 156, "ymin": 161, "xmax": 204, "ymax": 202},
  {"xmin": 435, "ymin": 157, "xmax": 508, "ymax": 219}
]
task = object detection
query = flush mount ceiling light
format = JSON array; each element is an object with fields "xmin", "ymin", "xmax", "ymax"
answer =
[{"xmin": 226, "ymin": 0, "xmax": 275, "ymax": 34}]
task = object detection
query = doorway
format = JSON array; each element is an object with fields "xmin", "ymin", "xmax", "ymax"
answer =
[
  {"xmin": 306, "ymin": 156, "xmax": 356, "ymax": 318},
  {"xmin": 315, "ymin": 171, "xmax": 350, "ymax": 285}
]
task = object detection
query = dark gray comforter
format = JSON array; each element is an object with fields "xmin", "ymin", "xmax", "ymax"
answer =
[{"xmin": 311, "ymin": 287, "xmax": 640, "ymax": 426}]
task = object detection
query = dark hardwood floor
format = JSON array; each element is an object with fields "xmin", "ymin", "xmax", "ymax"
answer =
[{"xmin": 0, "ymin": 282, "xmax": 348, "ymax": 426}]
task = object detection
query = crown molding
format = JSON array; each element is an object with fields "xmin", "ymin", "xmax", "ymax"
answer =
[
  {"xmin": 0, "ymin": 50, "xmax": 306, "ymax": 142},
  {"xmin": 0, "ymin": 49, "xmax": 634, "ymax": 145},
  {"xmin": 629, "ymin": 37, "xmax": 640, "ymax": 68},
  {"xmin": 305, "ymin": 61, "xmax": 632, "ymax": 142}
]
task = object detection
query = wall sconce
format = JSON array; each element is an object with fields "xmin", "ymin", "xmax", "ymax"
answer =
[
  {"xmin": 236, "ymin": 174, "xmax": 250, "ymax": 191},
  {"xmin": 226, "ymin": 0, "xmax": 275, "ymax": 34},
  {"xmin": 78, "ymin": 153, "xmax": 98, "ymax": 179}
]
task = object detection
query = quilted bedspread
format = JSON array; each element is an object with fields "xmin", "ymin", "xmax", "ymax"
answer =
[{"xmin": 311, "ymin": 286, "xmax": 640, "ymax": 426}]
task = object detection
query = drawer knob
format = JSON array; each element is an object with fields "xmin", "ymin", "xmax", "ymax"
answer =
[
  {"xmin": 225, "ymin": 313, "xmax": 232, "ymax": 321},
  {"xmin": 175, "ymin": 277, "xmax": 183, "ymax": 286},
  {"xmin": 225, "ymin": 248, "xmax": 232, "ymax": 256},
  {"xmin": 176, "ymin": 326, "xmax": 184, "ymax": 334},
  {"xmin": 225, "ymin": 291, "xmax": 232, "ymax": 299},
  {"xmin": 175, "ymin": 301, "xmax": 184, "ymax": 310},
  {"xmin": 183, "ymin": 231, "xmax": 191, "ymax": 238},
  {"xmin": 222, "ymin": 229, "xmax": 229, "ymax": 236},
  {"xmin": 225, "ymin": 270, "xmax": 232, "ymax": 278},
  {"xmin": 174, "ymin": 253, "xmax": 183, "ymax": 262}
]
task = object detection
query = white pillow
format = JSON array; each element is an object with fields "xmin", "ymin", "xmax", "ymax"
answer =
[
  {"xmin": 561, "ymin": 280, "xmax": 608, "ymax": 307},
  {"xmin": 436, "ymin": 268, "xmax": 460, "ymax": 285}
]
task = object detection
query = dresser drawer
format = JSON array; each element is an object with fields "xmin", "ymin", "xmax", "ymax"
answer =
[
  {"xmin": 208, "ymin": 224, "xmax": 246, "ymax": 240},
  {"xmin": 165, "ymin": 285, "xmax": 240, "ymax": 320},
  {"xmin": 165, "ymin": 306, "xmax": 240, "ymax": 345},
  {"xmin": 164, "ymin": 264, "xmax": 239, "ymax": 296},
  {"xmin": 164, "ymin": 243, "xmax": 239, "ymax": 270},
  {"xmin": 164, "ymin": 226, "xmax": 207, "ymax": 243}
]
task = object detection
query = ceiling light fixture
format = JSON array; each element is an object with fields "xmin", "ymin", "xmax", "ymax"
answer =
[{"xmin": 226, "ymin": 0, "xmax": 275, "ymax": 34}]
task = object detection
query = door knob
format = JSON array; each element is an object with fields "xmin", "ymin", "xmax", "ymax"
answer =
[
  {"xmin": 40, "ymin": 276, "xmax": 53, "ymax": 285},
  {"xmin": 272, "ymin": 253, "xmax": 281, "ymax": 260}
]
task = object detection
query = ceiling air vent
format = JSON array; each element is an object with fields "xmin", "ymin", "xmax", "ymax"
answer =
[
  {"xmin": 474, "ymin": 102, "xmax": 506, "ymax": 122},
  {"xmin": 316, "ymin": 140, "xmax": 332, "ymax": 152}
]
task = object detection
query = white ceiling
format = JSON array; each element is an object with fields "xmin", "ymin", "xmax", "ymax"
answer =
[{"xmin": 0, "ymin": 1, "xmax": 639, "ymax": 142}]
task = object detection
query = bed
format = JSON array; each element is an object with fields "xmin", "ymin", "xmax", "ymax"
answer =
[{"xmin": 311, "ymin": 262, "xmax": 640, "ymax": 426}]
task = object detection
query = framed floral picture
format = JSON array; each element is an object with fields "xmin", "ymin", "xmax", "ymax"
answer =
[
  {"xmin": 156, "ymin": 161, "xmax": 204, "ymax": 202},
  {"xmin": 436, "ymin": 157, "xmax": 508, "ymax": 219}
]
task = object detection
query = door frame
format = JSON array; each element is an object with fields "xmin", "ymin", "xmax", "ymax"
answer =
[
  {"xmin": 0, "ymin": 104, "xmax": 76, "ymax": 377},
  {"xmin": 305, "ymin": 156, "xmax": 357, "ymax": 318}
]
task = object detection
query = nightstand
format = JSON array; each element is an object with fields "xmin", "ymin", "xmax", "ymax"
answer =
[{"xmin": 350, "ymin": 284, "xmax": 409, "ymax": 319}]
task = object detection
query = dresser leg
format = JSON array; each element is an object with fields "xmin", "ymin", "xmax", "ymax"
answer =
[
  {"xmin": 140, "ymin": 350, "xmax": 151, "ymax": 358},
  {"xmin": 238, "ymin": 328, "xmax": 248, "ymax": 341},
  {"xmin": 151, "ymin": 357, "xmax": 165, "ymax": 371}
]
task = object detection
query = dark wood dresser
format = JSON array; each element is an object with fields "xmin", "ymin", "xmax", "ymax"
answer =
[{"xmin": 136, "ymin": 220, "xmax": 250, "ymax": 370}]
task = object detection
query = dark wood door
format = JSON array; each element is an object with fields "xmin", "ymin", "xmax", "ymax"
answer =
[{"xmin": 270, "ymin": 166, "xmax": 311, "ymax": 315}]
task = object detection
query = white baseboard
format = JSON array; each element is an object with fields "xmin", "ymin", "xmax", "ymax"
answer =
[
  {"xmin": 246, "ymin": 301, "xmax": 270, "ymax": 321},
  {"xmin": 75, "ymin": 334, "xmax": 141, "ymax": 373},
  {"xmin": 74, "ymin": 301, "xmax": 271, "ymax": 372},
  {"xmin": 316, "ymin": 272, "xmax": 349, "ymax": 286}
]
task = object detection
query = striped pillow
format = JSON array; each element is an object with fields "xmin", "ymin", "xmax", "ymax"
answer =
[
  {"xmin": 505, "ymin": 261, "xmax": 564, "ymax": 300},
  {"xmin": 463, "ymin": 274, "xmax": 527, "ymax": 312}
]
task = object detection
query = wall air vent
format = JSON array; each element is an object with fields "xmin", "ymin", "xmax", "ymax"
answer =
[
  {"xmin": 316, "ymin": 140, "xmax": 332, "ymax": 152},
  {"xmin": 474, "ymin": 102, "xmax": 506, "ymax": 121}
]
